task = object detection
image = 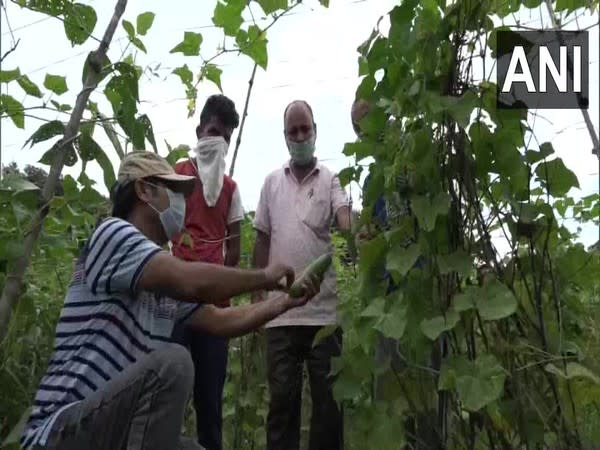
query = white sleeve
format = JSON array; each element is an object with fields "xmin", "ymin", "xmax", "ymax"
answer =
[{"xmin": 227, "ymin": 185, "xmax": 245, "ymax": 225}]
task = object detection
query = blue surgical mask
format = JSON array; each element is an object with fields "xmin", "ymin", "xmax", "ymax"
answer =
[{"xmin": 145, "ymin": 182, "xmax": 186, "ymax": 240}]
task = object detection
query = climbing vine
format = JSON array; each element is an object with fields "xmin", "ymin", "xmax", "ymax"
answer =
[{"xmin": 335, "ymin": 0, "xmax": 600, "ymax": 448}]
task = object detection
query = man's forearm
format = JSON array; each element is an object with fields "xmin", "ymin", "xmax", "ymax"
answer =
[
  {"xmin": 194, "ymin": 296, "xmax": 289, "ymax": 338},
  {"xmin": 189, "ymin": 263, "xmax": 271, "ymax": 303}
]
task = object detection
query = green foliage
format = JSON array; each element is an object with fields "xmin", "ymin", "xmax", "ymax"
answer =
[
  {"xmin": 535, "ymin": 158, "xmax": 580, "ymax": 197},
  {"xmin": 201, "ymin": 64, "xmax": 223, "ymax": 92},
  {"xmin": 213, "ymin": 0, "xmax": 245, "ymax": 36},
  {"xmin": 0, "ymin": 95, "xmax": 25, "ymax": 128},
  {"xmin": 0, "ymin": 69, "xmax": 21, "ymax": 83},
  {"xmin": 17, "ymin": 75, "xmax": 43, "ymax": 98},
  {"xmin": 439, "ymin": 354, "xmax": 507, "ymax": 412},
  {"xmin": 170, "ymin": 31, "xmax": 203, "ymax": 56},
  {"xmin": 24, "ymin": 121, "xmax": 65, "ymax": 148},
  {"xmin": 136, "ymin": 12, "xmax": 156, "ymax": 36},
  {"xmin": 43, "ymin": 74, "xmax": 68, "ymax": 95},
  {"xmin": 63, "ymin": 3, "xmax": 97, "ymax": 46},
  {"xmin": 339, "ymin": 0, "xmax": 600, "ymax": 448},
  {"xmin": 237, "ymin": 25, "xmax": 269, "ymax": 69},
  {"xmin": 257, "ymin": 0, "xmax": 288, "ymax": 14}
]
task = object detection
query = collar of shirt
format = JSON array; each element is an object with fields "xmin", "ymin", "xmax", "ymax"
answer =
[{"xmin": 283, "ymin": 159, "xmax": 321, "ymax": 184}]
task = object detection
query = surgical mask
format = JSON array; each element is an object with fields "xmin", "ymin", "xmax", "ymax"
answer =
[
  {"xmin": 287, "ymin": 135, "xmax": 316, "ymax": 166},
  {"xmin": 145, "ymin": 182, "xmax": 186, "ymax": 240}
]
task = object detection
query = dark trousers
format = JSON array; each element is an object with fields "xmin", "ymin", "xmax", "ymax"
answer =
[
  {"xmin": 172, "ymin": 325, "xmax": 229, "ymax": 450},
  {"xmin": 266, "ymin": 326, "xmax": 344, "ymax": 450}
]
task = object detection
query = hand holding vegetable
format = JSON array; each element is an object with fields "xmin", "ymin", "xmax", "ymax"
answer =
[
  {"xmin": 282, "ymin": 272, "xmax": 322, "ymax": 310},
  {"xmin": 262, "ymin": 262, "xmax": 295, "ymax": 292}
]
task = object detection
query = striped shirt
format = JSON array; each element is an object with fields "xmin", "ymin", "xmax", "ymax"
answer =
[{"xmin": 21, "ymin": 217, "xmax": 199, "ymax": 449}]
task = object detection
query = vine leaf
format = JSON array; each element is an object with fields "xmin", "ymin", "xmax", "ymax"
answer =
[
  {"xmin": 166, "ymin": 145, "xmax": 191, "ymax": 166},
  {"xmin": 525, "ymin": 142, "xmax": 555, "ymax": 164},
  {"xmin": 478, "ymin": 280, "xmax": 517, "ymax": 321},
  {"xmin": 63, "ymin": 3, "xmax": 98, "ymax": 46},
  {"xmin": 23, "ymin": 121, "xmax": 65, "ymax": 148},
  {"xmin": 452, "ymin": 281, "xmax": 517, "ymax": 321},
  {"xmin": 39, "ymin": 142, "xmax": 77, "ymax": 167},
  {"xmin": 51, "ymin": 100, "xmax": 72, "ymax": 112},
  {"xmin": 469, "ymin": 121, "xmax": 495, "ymax": 175},
  {"xmin": 438, "ymin": 250, "xmax": 473, "ymax": 277},
  {"xmin": 0, "ymin": 68, "xmax": 21, "ymax": 83},
  {"xmin": 130, "ymin": 36, "xmax": 147, "ymax": 53},
  {"xmin": 78, "ymin": 131, "xmax": 116, "ymax": 191},
  {"xmin": 170, "ymin": 32, "xmax": 203, "ymax": 56},
  {"xmin": 444, "ymin": 90, "xmax": 478, "ymax": 128},
  {"xmin": 338, "ymin": 166, "xmax": 362, "ymax": 187},
  {"xmin": 237, "ymin": 25, "xmax": 269, "ymax": 69},
  {"xmin": 420, "ymin": 311, "xmax": 459, "ymax": 340},
  {"xmin": 386, "ymin": 243, "xmax": 420, "ymax": 281},
  {"xmin": 213, "ymin": 0, "xmax": 245, "ymax": 37},
  {"xmin": 17, "ymin": 75, "xmax": 43, "ymax": 98},
  {"xmin": 439, "ymin": 355, "xmax": 506, "ymax": 412},
  {"xmin": 0, "ymin": 94, "xmax": 25, "ymax": 128},
  {"xmin": 367, "ymin": 37, "xmax": 389, "ymax": 73},
  {"xmin": 454, "ymin": 281, "xmax": 517, "ymax": 320},
  {"xmin": 138, "ymin": 114, "xmax": 158, "ymax": 153},
  {"xmin": 0, "ymin": 174, "xmax": 40, "ymax": 193},
  {"xmin": 453, "ymin": 286, "xmax": 478, "ymax": 312},
  {"xmin": 375, "ymin": 296, "xmax": 408, "ymax": 340},
  {"xmin": 122, "ymin": 19, "xmax": 135, "ymax": 37},
  {"xmin": 201, "ymin": 64, "xmax": 223, "ymax": 91},
  {"xmin": 312, "ymin": 324, "xmax": 339, "ymax": 348},
  {"xmin": 360, "ymin": 297, "xmax": 386, "ymax": 318},
  {"xmin": 359, "ymin": 106, "xmax": 387, "ymax": 136},
  {"xmin": 257, "ymin": 0, "xmax": 287, "ymax": 14},
  {"xmin": 342, "ymin": 141, "xmax": 374, "ymax": 162},
  {"xmin": 522, "ymin": 0, "xmax": 543, "ymax": 8},
  {"xmin": 136, "ymin": 12, "xmax": 155, "ymax": 36},
  {"xmin": 173, "ymin": 65, "xmax": 193, "ymax": 85},
  {"xmin": 535, "ymin": 158, "xmax": 580, "ymax": 197},
  {"xmin": 555, "ymin": 0, "xmax": 583, "ymax": 16},
  {"xmin": 410, "ymin": 192, "xmax": 450, "ymax": 231},
  {"xmin": 44, "ymin": 74, "xmax": 68, "ymax": 95}
]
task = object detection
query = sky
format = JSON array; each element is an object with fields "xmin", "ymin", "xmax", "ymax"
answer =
[{"xmin": 1, "ymin": 0, "xmax": 598, "ymax": 251}]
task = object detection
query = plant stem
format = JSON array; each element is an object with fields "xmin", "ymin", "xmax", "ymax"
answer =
[{"xmin": 229, "ymin": 63, "xmax": 258, "ymax": 178}]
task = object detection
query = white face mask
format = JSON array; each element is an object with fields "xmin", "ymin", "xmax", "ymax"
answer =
[
  {"xmin": 192, "ymin": 136, "xmax": 229, "ymax": 207},
  {"xmin": 145, "ymin": 182, "xmax": 186, "ymax": 240}
]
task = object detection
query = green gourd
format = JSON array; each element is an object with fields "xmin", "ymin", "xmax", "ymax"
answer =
[{"xmin": 288, "ymin": 253, "xmax": 333, "ymax": 298}]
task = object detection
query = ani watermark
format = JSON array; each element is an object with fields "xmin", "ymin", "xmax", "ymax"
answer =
[{"xmin": 496, "ymin": 30, "xmax": 589, "ymax": 110}]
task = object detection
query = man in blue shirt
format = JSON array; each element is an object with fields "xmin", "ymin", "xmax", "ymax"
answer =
[{"xmin": 21, "ymin": 151, "xmax": 321, "ymax": 450}]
